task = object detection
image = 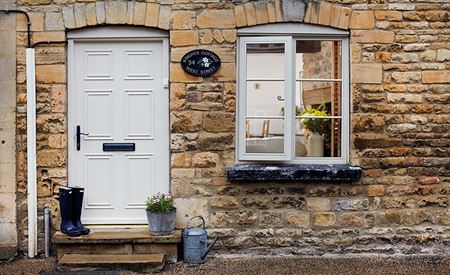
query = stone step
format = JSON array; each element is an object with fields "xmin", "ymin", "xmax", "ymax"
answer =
[
  {"xmin": 54, "ymin": 229, "xmax": 181, "ymax": 263},
  {"xmin": 59, "ymin": 253, "xmax": 165, "ymax": 271},
  {"xmin": 53, "ymin": 229, "xmax": 181, "ymax": 244}
]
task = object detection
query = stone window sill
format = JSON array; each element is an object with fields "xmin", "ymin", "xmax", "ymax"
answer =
[{"xmin": 226, "ymin": 164, "xmax": 362, "ymax": 182}]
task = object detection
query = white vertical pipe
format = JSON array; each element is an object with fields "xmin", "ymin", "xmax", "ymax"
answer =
[{"xmin": 26, "ymin": 48, "xmax": 37, "ymax": 258}]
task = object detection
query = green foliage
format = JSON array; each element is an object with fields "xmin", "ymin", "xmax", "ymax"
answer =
[
  {"xmin": 146, "ymin": 192, "xmax": 174, "ymax": 212},
  {"xmin": 300, "ymin": 104, "xmax": 329, "ymax": 135}
]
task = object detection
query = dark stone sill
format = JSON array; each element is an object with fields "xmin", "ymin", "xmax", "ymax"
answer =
[{"xmin": 226, "ymin": 164, "xmax": 362, "ymax": 182}]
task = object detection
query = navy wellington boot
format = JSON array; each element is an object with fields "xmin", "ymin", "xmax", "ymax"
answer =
[
  {"xmin": 71, "ymin": 187, "xmax": 90, "ymax": 235},
  {"xmin": 59, "ymin": 187, "xmax": 81, "ymax": 236}
]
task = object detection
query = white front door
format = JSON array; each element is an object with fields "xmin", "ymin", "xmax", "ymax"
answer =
[{"xmin": 68, "ymin": 39, "xmax": 169, "ymax": 224}]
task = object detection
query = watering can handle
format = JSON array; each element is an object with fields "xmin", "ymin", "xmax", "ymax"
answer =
[{"xmin": 185, "ymin": 216, "xmax": 206, "ymax": 230}]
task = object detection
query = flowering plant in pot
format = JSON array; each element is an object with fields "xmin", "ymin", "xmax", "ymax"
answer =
[
  {"xmin": 300, "ymin": 104, "xmax": 329, "ymax": 157},
  {"xmin": 145, "ymin": 193, "xmax": 176, "ymax": 235}
]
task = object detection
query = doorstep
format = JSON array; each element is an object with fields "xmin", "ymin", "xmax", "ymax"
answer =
[{"xmin": 53, "ymin": 228, "xmax": 181, "ymax": 265}]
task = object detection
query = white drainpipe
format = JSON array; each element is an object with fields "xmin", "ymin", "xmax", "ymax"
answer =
[{"xmin": 26, "ymin": 48, "xmax": 37, "ymax": 258}]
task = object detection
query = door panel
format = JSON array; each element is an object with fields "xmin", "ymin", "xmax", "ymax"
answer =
[{"xmin": 69, "ymin": 40, "xmax": 169, "ymax": 224}]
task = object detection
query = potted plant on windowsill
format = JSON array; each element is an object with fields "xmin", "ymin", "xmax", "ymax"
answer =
[
  {"xmin": 146, "ymin": 193, "xmax": 176, "ymax": 235},
  {"xmin": 300, "ymin": 105, "xmax": 329, "ymax": 157}
]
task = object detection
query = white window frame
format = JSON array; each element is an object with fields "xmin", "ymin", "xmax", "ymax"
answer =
[{"xmin": 237, "ymin": 23, "xmax": 350, "ymax": 164}]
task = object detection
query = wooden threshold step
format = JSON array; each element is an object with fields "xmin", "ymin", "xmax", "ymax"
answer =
[{"xmin": 60, "ymin": 253, "xmax": 165, "ymax": 270}]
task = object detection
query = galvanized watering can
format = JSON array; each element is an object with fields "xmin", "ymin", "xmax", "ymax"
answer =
[{"xmin": 182, "ymin": 216, "xmax": 217, "ymax": 264}]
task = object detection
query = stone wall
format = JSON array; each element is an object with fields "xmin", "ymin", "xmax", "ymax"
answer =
[
  {"xmin": 0, "ymin": 0, "xmax": 18, "ymax": 260},
  {"xmin": 12, "ymin": 0, "xmax": 450, "ymax": 256}
]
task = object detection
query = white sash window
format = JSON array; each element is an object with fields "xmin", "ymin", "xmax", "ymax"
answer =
[{"xmin": 237, "ymin": 24, "xmax": 350, "ymax": 164}]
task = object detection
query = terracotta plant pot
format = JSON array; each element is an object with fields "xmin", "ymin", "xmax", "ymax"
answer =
[{"xmin": 146, "ymin": 208, "xmax": 176, "ymax": 235}]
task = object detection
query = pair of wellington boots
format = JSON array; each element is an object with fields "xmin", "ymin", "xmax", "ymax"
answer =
[{"xmin": 59, "ymin": 186, "xmax": 90, "ymax": 236}]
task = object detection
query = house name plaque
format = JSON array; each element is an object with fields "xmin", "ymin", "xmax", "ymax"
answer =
[{"xmin": 181, "ymin": 49, "xmax": 221, "ymax": 77}]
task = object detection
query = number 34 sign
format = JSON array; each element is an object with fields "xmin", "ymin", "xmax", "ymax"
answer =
[{"xmin": 181, "ymin": 49, "xmax": 221, "ymax": 77}]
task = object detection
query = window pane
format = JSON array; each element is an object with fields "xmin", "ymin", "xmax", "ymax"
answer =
[
  {"xmin": 246, "ymin": 43, "xmax": 285, "ymax": 79},
  {"xmin": 296, "ymin": 40, "xmax": 341, "ymax": 80},
  {"xmin": 295, "ymin": 118, "xmax": 341, "ymax": 157},
  {"xmin": 246, "ymin": 81, "xmax": 285, "ymax": 117},
  {"xmin": 245, "ymin": 119, "xmax": 284, "ymax": 154},
  {"xmin": 295, "ymin": 81, "xmax": 342, "ymax": 116}
]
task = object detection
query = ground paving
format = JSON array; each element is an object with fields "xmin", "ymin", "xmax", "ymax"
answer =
[{"xmin": 0, "ymin": 254, "xmax": 449, "ymax": 275}]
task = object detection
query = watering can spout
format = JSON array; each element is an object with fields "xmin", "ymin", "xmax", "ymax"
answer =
[{"xmin": 201, "ymin": 237, "xmax": 218, "ymax": 260}]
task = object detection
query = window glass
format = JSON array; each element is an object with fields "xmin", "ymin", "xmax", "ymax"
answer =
[
  {"xmin": 246, "ymin": 81, "xmax": 285, "ymax": 117},
  {"xmin": 245, "ymin": 119, "xmax": 284, "ymax": 154},
  {"xmin": 246, "ymin": 43, "xmax": 285, "ymax": 79},
  {"xmin": 296, "ymin": 40, "xmax": 341, "ymax": 80},
  {"xmin": 294, "ymin": 40, "xmax": 343, "ymax": 159}
]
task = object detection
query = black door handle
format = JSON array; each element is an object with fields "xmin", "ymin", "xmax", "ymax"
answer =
[{"xmin": 76, "ymin": 125, "xmax": 89, "ymax": 151}]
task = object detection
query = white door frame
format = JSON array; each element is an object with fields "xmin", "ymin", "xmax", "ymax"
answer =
[{"xmin": 67, "ymin": 26, "xmax": 170, "ymax": 224}]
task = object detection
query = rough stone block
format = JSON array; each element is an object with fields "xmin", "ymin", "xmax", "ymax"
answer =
[
  {"xmin": 17, "ymin": 13, "xmax": 43, "ymax": 32},
  {"xmin": 171, "ymin": 152, "xmax": 190, "ymax": 168},
  {"xmin": 170, "ymin": 83, "xmax": 185, "ymax": 110},
  {"xmin": 96, "ymin": 1, "xmax": 106, "ymax": 24},
  {"xmin": 267, "ymin": 1, "xmax": 276, "ymax": 23},
  {"xmin": 74, "ymin": 3, "xmax": 87, "ymax": 28},
  {"xmin": 329, "ymin": 5, "xmax": 341, "ymax": 28},
  {"xmin": 222, "ymin": 30, "xmax": 236, "ymax": 43},
  {"xmin": 170, "ymin": 64, "xmax": 202, "ymax": 83},
  {"xmin": 85, "ymin": 3, "xmax": 97, "ymax": 26},
  {"xmin": 133, "ymin": 2, "xmax": 146, "ymax": 25},
  {"xmin": 174, "ymin": 198, "xmax": 208, "ymax": 228},
  {"xmin": 306, "ymin": 198, "xmax": 331, "ymax": 211},
  {"xmin": 282, "ymin": 0, "xmax": 307, "ymax": 22},
  {"xmin": 172, "ymin": 11, "xmax": 195, "ymax": 30},
  {"xmin": 158, "ymin": 5, "xmax": 171, "ymax": 30},
  {"xmin": 203, "ymin": 112, "xmax": 234, "ymax": 132},
  {"xmin": 367, "ymin": 185, "xmax": 384, "ymax": 197},
  {"xmin": 234, "ymin": 5, "xmax": 247, "ymax": 27},
  {"xmin": 126, "ymin": 2, "xmax": 134, "ymax": 25},
  {"xmin": 318, "ymin": 1, "xmax": 331, "ymax": 26},
  {"xmin": 45, "ymin": 12, "xmax": 64, "ymax": 31},
  {"xmin": 391, "ymin": 72, "xmax": 421, "ymax": 84},
  {"xmin": 105, "ymin": 1, "xmax": 127, "ymax": 24},
  {"xmin": 62, "ymin": 6, "xmax": 75, "ymax": 29},
  {"xmin": 145, "ymin": 3, "xmax": 160, "ymax": 27},
  {"xmin": 50, "ymin": 85, "xmax": 66, "ymax": 113},
  {"xmin": 244, "ymin": 3, "xmax": 257, "ymax": 26},
  {"xmin": 36, "ymin": 64, "xmax": 66, "ymax": 84},
  {"xmin": 436, "ymin": 49, "xmax": 450, "ymax": 62},
  {"xmin": 352, "ymin": 64, "xmax": 382, "ymax": 84},
  {"xmin": 375, "ymin": 11, "xmax": 402, "ymax": 21},
  {"xmin": 284, "ymin": 212, "xmax": 309, "ymax": 228},
  {"xmin": 422, "ymin": 71, "xmax": 450, "ymax": 84},
  {"xmin": 337, "ymin": 7, "xmax": 351, "ymax": 29},
  {"xmin": 254, "ymin": 2, "xmax": 268, "ymax": 25},
  {"xmin": 339, "ymin": 212, "xmax": 363, "ymax": 227},
  {"xmin": 351, "ymin": 30, "xmax": 394, "ymax": 43},
  {"xmin": 171, "ymin": 111, "xmax": 202, "ymax": 132},
  {"xmin": 170, "ymin": 30, "xmax": 198, "ymax": 46},
  {"xmin": 192, "ymin": 152, "xmax": 219, "ymax": 168},
  {"xmin": 313, "ymin": 212, "xmax": 336, "ymax": 227},
  {"xmin": 350, "ymin": 11, "xmax": 374, "ymax": 29},
  {"xmin": 210, "ymin": 197, "xmax": 239, "ymax": 209},
  {"xmin": 197, "ymin": 133, "xmax": 233, "ymax": 151},
  {"xmin": 309, "ymin": 2, "xmax": 320, "ymax": 24},
  {"xmin": 197, "ymin": 9, "xmax": 236, "ymax": 29},
  {"xmin": 274, "ymin": 0, "xmax": 283, "ymax": 22},
  {"xmin": 37, "ymin": 149, "xmax": 66, "ymax": 167}
]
